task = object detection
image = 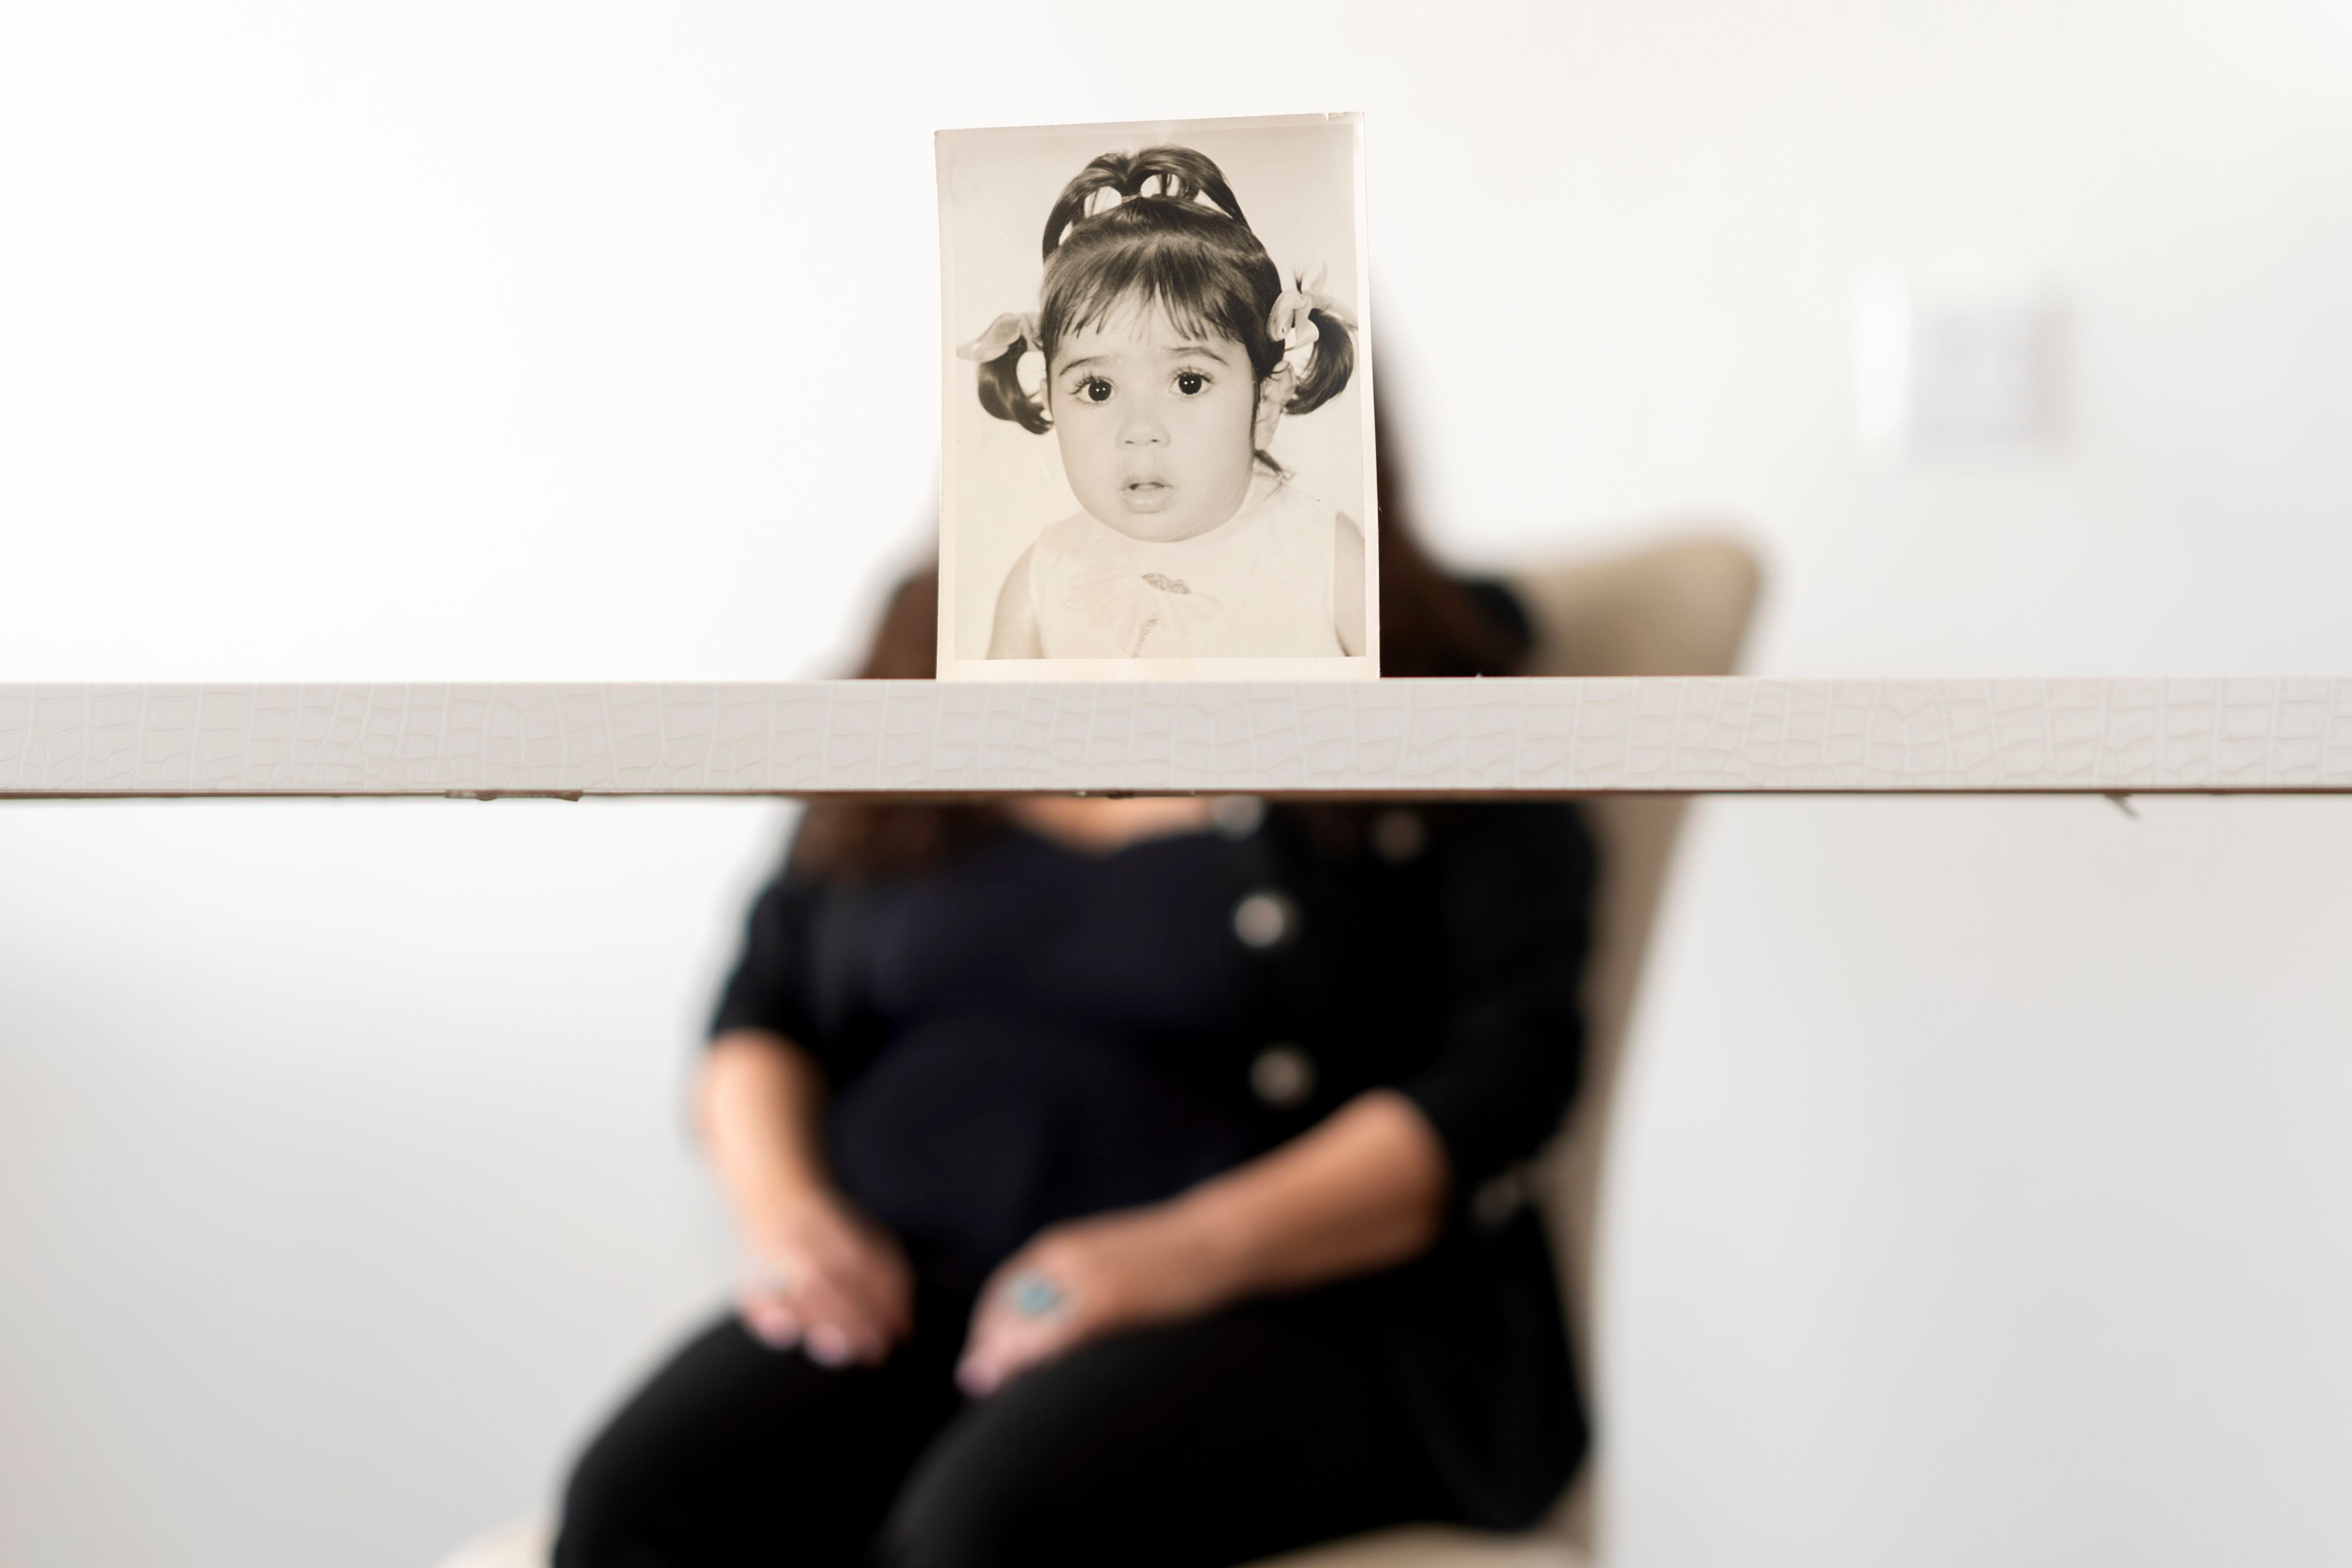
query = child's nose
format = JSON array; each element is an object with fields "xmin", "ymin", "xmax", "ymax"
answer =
[{"xmin": 1118, "ymin": 409, "xmax": 1167, "ymax": 447}]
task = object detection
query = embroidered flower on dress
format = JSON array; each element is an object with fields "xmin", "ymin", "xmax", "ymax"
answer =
[{"xmin": 1054, "ymin": 529, "xmax": 1228, "ymax": 659}]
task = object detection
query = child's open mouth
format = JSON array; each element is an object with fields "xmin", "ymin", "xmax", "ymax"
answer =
[{"xmin": 1121, "ymin": 479, "xmax": 1172, "ymax": 513}]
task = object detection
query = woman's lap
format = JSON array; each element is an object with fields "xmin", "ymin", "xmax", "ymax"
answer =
[
  {"xmin": 560, "ymin": 1291, "xmax": 1457, "ymax": 1568},
  {"xmin": 555, "ymin": 1296, "xmax": 967, "ymax": 1567},
  {"xmin": 878, "ymin": 1292, "xmax": 1456, "ymax": 1567}
]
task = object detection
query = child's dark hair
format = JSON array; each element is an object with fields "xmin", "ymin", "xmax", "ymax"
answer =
[{"xmin": 973, "ymin": 145, "xmax": 1355, "ymax": 439}]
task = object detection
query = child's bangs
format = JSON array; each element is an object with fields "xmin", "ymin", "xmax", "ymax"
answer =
[{"xmin": 1042, "ymin": 233, "xmax": 1268, "ymax": 362}]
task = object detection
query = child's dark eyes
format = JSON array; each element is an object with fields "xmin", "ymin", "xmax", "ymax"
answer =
[{"xmin": 1061, "ymin": 368, "xmax": 1213, "ymax": 404}]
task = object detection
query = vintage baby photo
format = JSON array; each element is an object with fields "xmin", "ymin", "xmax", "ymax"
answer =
[{"xmin": 936, "ymin": 114, "xmax": 1378, "ymax": 680}]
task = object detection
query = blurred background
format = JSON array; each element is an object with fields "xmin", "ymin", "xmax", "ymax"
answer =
[{"xmin": 4, "ymin": 3, "xmax": 2351, "ymax": 1564}]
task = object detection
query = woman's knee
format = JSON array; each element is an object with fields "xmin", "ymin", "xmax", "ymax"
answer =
[
  {"xmin": 873, "ymin": 1430, "xmax": 1082, "ymax": 1568},
  {"xmin": 552, "ymin": 1410, "xmax": 698, "ymax": 1568},
  {"xmin": 552, "ymin": 1318, "xmax": 807, "ymax": 1566}
]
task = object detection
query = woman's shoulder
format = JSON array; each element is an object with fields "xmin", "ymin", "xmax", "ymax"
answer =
[{"xmin": 1456, "ymin": 578, "xmax": 1536, "ymax": 662}]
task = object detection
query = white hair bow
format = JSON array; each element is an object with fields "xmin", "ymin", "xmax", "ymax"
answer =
[
  {"xmin": 1268, "ymin": 265, "xmax": 1349, "ymax": 375},
  {"xmin": 956, "ymin": 311, "xmax": 1042, "ymax": 363}
]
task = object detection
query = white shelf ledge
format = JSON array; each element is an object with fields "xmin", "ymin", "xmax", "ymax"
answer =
[{"xmin": 3, "ymin": 679, "xmax": 2348, "ymax": 798}]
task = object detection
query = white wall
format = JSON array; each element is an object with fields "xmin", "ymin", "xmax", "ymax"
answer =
[{"xmin": 4, "ymin": 4, "xmax": 2350, "ymax": 1565}]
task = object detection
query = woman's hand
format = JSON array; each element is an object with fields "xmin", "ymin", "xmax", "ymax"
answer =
[
  {"xmin": 956, "ymin": 1090, "xmax": 1452, "ymax": 1397},
  {"xmin": 737, "ymin": 1190, "xmax": 914, "ymax": 1368},
  {"xmin": 956, "ymin": 1202, "xmax": 1242, "ymax": 1396},
  {"xmin": 699, "ymin": 1032, "xmax": 911, "ymax": 1366}
]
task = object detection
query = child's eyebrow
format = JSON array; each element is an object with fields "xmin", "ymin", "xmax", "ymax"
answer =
[
  {"xmin": 1167, "ymin": 342, "xmax": 1232, "ymax": 363},
  {"xmin": 1058, "ymin": 355, "xmax": 1106, "ymax": 374}
]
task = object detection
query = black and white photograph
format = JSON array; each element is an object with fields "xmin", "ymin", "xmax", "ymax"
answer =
[{"xmin": 936, "ymin": 114, "xmax": 1378, "ymax": 680}]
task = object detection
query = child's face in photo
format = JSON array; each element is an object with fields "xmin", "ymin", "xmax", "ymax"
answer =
[{"xmin": 1047, "ymin": 303, "xmax": 1270, "ymax": 545}]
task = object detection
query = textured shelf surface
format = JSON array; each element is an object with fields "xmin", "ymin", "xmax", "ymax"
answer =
[{"xmin": 4, "ymin": 679, "xmax": 2350, "ymax": 797}]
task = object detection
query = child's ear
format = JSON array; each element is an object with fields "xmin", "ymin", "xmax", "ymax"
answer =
[{"xmin": 1254, "ymin": 363, "xmax": 1295, "ymax": 450}]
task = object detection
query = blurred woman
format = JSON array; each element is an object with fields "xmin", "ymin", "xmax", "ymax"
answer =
[{"xmin": 556, "ymin": 448, "xmax": 1597, "ymax": 1568}]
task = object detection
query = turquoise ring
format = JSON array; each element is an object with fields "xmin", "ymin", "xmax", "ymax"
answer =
[{"xmin": 1005, "ymin": 1268, "xmax": 1069, "ymax": 1320}]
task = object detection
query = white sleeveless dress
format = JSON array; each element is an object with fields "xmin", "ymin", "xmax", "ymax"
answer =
[{"xmin": 1027, "ymin": 470, "xmax": 1344, "ymax": 660}]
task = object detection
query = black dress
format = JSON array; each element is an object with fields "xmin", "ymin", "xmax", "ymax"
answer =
[{"xmin": 560, "ymin": 799, "xmax": 1598, "ymax": 1567}]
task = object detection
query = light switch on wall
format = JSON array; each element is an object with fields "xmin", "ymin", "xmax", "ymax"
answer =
[{"xmin": 1856, "ymin": 272, "xmax": 2061, "ymax": 453}]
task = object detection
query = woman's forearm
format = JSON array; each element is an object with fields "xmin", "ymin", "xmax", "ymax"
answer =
[
  {"xmin": 699, "ymin": 1030, "xmax": 838, "ymax": 1232},
  {"xmin": 1173, "ymin": 1088, "xmax": 1452, "ymax": 1299}
]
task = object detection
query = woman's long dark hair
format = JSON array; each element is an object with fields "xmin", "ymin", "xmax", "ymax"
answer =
[{"xmin": 793, "ymin": 413, "xmax": 1520, "ymax": 878}]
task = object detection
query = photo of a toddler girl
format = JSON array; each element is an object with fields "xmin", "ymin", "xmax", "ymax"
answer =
[{"xmin": 936, "ymin": 115, "xmax": 1376, "ymax": 679}]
